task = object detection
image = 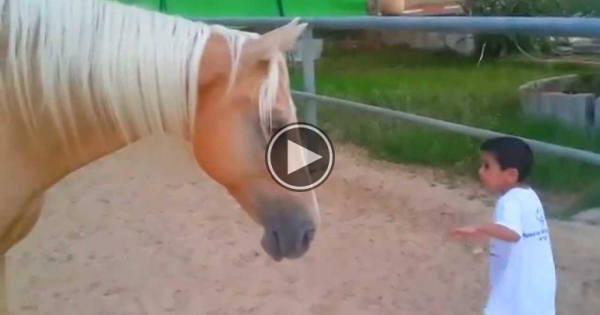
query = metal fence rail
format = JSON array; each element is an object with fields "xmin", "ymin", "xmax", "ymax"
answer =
[
  {"xmin": 198, "ymin": 16, "xmax": 600, "ymax": 37},
  {"xmin": 292, "ymin": 91, "xmax": 600, "ymax": 166},
  {"xmin": 199, "ymin": 16, "xmax": 600, "ymax": 165}
]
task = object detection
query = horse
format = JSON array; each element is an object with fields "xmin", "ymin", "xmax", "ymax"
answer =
[{"xmin": 0, "ymin": 0, "xmax": 321, "ymax": 312}]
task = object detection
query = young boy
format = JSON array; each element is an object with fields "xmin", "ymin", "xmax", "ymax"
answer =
[{"xmin": 451, "ymin": 136, "xmax": 556, "ymax": 315}]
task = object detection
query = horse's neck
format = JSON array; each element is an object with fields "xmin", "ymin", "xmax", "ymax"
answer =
[
  {"xmin": 1, "ymin": 90, "xmax": 178, "ymax": 197},
  {"xmin": 1, "ymin": 45, "xmax": 193, "ymax": 196},
  {"xmin": 0, "ymin": 0, "xmax": 217, "ymax": 194}
]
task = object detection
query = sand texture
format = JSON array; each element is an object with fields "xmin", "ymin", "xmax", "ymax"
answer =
[{"xmin": 8, "ymin": 136, "xmax": 600, "ymax": 315}]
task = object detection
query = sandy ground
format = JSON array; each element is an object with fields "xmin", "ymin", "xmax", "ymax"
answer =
[{"xmin": 7, "ymin": 135, "xmax": 600, "ymax": 315}]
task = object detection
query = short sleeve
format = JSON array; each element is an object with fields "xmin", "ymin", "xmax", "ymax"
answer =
[{"xmin": 494, "ymin": 197, "xmax": 523, "ymax": 236}]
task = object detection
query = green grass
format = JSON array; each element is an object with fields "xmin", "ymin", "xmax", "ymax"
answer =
[{"xmin": 290, "ymin": 46, "xmax": 600, "ymax": 211}]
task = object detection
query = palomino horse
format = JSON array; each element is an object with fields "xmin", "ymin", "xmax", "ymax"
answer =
[{"xmin": 0, "ymin": 0, "xmax": 321, "ymax": 312}]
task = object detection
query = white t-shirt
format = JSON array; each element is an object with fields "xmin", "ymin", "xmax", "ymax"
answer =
[{"xmin": 484, "ymin": 187, "xmax": 556, "ymax": 315}]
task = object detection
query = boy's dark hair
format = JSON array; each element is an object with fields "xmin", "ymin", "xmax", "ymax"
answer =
[{"xmin": 480, "ymin": 136, "xmax": 534, "ymax": 181}]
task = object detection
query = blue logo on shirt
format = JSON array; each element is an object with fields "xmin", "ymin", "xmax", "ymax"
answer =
[
  {"xmin": 536, "ymin": 208, "xmax": 546, "ymax": 226},
  {"xmin": 523, "ymin": 208, "xmax": 549, "ymax": 241}
]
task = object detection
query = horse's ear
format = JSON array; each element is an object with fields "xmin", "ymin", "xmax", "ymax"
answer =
[{"xmin": 242, "ymin": 18, "xmax": 307, "ymax": 64}]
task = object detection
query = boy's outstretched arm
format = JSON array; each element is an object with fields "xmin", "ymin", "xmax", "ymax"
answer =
[
  {"xmin": 476, "ymin": 223, "xmax": 520, "ymax": 242},
  {"xmin": 452, "ymin": 223, "xmax": 520, "ymax": 242},
  {"xmin": 452, "ymin": 196, "xmax": 523, "ymax": 243}
]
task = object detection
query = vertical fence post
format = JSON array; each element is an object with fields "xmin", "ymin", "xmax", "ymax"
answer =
[{"xmin": 301, "ymin": 27, "xmax": 317, "ymax": 126}]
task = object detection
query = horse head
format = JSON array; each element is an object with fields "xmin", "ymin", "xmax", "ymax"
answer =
[{"xmin": 191, "ymin": 19, "xmax": 320, "ymax": 261}]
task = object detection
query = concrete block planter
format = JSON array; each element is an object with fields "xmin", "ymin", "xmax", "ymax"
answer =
[{"xmin": 518, "ymin": 74, "xmax": 599, "ymax": 130}]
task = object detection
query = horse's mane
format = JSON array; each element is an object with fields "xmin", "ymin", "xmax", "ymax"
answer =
[{"xmin": 0, "ymin": 0, "xmax": 281, "ymax": 156}]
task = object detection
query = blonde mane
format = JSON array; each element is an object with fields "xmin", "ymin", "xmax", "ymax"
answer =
[{"xmin": 0, "ymin": 0, "xmax": 284, "ymax": 157}]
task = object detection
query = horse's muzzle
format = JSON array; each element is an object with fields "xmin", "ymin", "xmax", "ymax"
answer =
[{"xmin": 260, "ymin": 215, "xmax": 316, "ymax": 261}]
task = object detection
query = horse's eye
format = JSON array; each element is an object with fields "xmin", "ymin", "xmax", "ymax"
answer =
[{"xmin": 270, "ymin": 125, "xmax": 283, "ymax": 136}]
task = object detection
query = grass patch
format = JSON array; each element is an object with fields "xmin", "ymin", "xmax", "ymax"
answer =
[
  {"xmin": 290, "ymin": 46, "xmax": 600, "ymax": 212},
  {"xmin": 564, "ymin": 73, "xmax": 600, "ymax": 96}
]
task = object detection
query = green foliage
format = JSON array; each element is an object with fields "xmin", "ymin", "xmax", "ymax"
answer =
[
  {"xmin": 290, "ymin": 47, "xmax": 600, "ymax": 212},
  {"xmin": 464, "ymin": 0, "xmax": 597, "ymax": 60},
  {"xmin": 563, "ymin": 73, "xmax": 600, "ymax": 96}
]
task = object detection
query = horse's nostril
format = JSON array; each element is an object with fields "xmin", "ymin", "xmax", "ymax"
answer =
[
  {"xmin": 272, "ymin": 230, "xmax": 280, "ymax": 247},
  {"xmin": 302, "ymin": 228, "xmax": 315, "ymax": 251}
]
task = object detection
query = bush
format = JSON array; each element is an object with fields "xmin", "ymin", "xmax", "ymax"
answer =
[{"xmin": 464, "ymin": 0, "xmax": 596, "ymax": 60}]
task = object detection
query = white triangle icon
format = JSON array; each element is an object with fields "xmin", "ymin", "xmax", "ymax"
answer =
[{"xmin": 287, "ymin": 140, "xmax": 322, "ymax": 175}]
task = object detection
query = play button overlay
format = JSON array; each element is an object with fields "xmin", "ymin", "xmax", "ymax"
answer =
[
  {"xmin": 287, "ymin": 141, "xmax": 322, "ymax": 174},
  {"xmin": 266, "ymin": 122, "xmax": 335, "ymax": 192}
]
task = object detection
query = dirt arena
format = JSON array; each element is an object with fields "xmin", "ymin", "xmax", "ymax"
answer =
[{"xmin": 7, "ymin": 135, "xmax": 600, "ymax": 315}]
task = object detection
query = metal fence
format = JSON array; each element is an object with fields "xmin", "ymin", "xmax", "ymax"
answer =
[{"xmin": 197, "ymin": 16, "xmax": 600, "ymax": 166}]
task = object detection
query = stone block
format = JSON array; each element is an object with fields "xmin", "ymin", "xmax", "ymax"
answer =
[
  {"xmin": 519, "ymin": 91, "xmax": 540, "ymax": 116},
  {"xmin": 572, "ymin": 208, "xmax": 600, "ymax": 226},
  {"xmin": 519, "ymin": 74, "xmax": 599, "ymax": 130},
  {"xmin": 537, "ymin": 92, "xmax": 559, "ymax": 118},
  {"xmin": 552, "ymin": 93, "xmax": 594, "ymax": 128},
  {"xmin": 524, "ymin": 74, "xmax": 576, "ymax": 92}
]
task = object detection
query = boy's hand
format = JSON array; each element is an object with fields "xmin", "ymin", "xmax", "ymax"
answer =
[
  {"xmin": 450, "ymin": 226, "xmax": 480, "ymax": 238},
  {"xmin": 450, "ymin": 223, "xmax": 520, "ymax": 242}
]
